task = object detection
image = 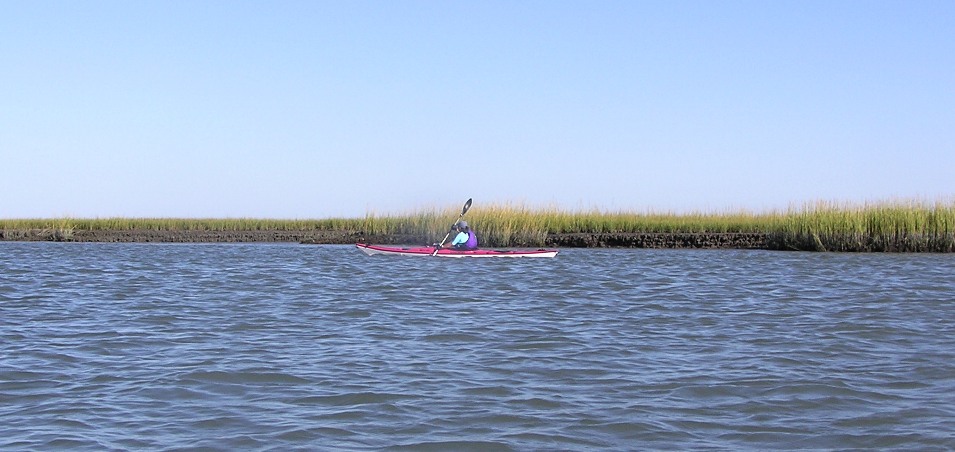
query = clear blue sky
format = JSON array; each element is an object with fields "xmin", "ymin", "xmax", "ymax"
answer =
[{"xmin": 3, "ymin": 1, "xmax": 953, "ymax": 218}]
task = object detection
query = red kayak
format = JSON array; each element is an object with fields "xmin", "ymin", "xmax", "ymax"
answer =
[{"xmin": 356, "ymin": 243, "xmax": 559, "ymax": 258}]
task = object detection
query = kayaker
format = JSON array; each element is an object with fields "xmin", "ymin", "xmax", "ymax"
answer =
[{"xmin": 447, "ymin": 221, "xmax": 478, "ymax": 250}]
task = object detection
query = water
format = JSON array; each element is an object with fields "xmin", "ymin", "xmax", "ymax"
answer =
[{"xmin": 2, "ymin": 242, "xmax": 954, "ymax": 450}]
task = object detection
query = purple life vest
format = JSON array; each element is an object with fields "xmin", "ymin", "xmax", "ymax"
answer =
[{"xmin": 465, "ymin": 230, "xmax": 478, "ymax": 249}]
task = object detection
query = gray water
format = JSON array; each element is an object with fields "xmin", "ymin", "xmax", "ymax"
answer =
[{"xmin": 2, "ymin": 242, "xmax": 954, "ymax": 450}]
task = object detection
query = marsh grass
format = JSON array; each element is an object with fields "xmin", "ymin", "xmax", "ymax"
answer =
[
  {"xmin": 772, "ymin": 200, "xmax": 955, "ymax": 252},
  {"xmin": 3, "ymin": 199, "xmax": 953, "ymax": 251}
]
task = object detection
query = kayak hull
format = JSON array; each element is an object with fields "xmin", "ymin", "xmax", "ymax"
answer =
[{"xmin": 356, "ymin": 243, "xmax": 558, "ymax": 258}]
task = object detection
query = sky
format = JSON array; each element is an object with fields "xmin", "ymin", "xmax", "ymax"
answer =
[{"xmin": 2, "ymin": 1, "xmax": 953, "ymax": 219}]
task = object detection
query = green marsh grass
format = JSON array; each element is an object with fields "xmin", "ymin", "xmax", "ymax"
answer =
[
  {"xmin": 2, "ymin": 199, "xmax": 953, "ymax": 251},
  {"xmin": 772, "ymin": 199, "xmax": 955, "ymax": 252}
]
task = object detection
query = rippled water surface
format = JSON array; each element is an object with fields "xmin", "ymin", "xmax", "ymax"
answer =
[{"xmin": 2, "ymin": 242, "xmax": 954, "ymax": 450}]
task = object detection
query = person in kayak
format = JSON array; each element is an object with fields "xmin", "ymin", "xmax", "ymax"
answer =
[{"xmin": 446, "ymin": 221, "xmax": 478, "ymax": 250}]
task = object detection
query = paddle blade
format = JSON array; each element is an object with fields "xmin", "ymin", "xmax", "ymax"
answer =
[{"xmin": 461, "ymin": 198, "xmax": 472, "ymax": 215}]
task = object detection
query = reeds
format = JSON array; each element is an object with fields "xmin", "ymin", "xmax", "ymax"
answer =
[
  {"xmin": 454, "ymin": 199, "xmax": 954, "ymax": 251},
  {"xmin": 0, "ymin": 217, "xmax": 360, "ymax": 232},
  {"xmin": 2, "ymin": 199, "xmax": 953, "ymax": 251},
  {"xmin": 770, "ymin": 199, "xmax": 955, "ymax": 252}
]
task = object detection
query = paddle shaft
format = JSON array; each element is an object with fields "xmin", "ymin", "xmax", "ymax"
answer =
[{"xmin": 433, "ymin": 198, "xmax": 472, "ymax": 256}]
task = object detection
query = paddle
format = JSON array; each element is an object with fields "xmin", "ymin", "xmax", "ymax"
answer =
[{"xmin": 432, "ymin": 198, "xmax": 472, "ymax": 256}]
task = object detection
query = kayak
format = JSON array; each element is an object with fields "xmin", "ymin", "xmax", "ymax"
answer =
[{"xmin": 356, "ymin": 243, "xmax": 559, "ymax": 258}]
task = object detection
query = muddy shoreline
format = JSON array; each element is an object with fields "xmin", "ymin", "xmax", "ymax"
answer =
[{"xmin": 1, "ymin": 228, "xmax": 769, "ymax": 249}]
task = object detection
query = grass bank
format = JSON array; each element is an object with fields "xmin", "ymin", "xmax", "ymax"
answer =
[
  {"xmin": 456, "ymin": 199, "xmax": 955, "ymax": 251},
  {"xmin": 769, "ymin": 200, "xmax": 955, "ymax": 252},
  {"xmin": 2, "ymin": 199, "xmax": 953, "ymax": 251}
]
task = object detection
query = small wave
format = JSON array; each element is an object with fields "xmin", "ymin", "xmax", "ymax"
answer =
[
  {"xmin": 422, "ymin": 332, "xmax": 483, "ymax": 342},
  {"xmin": 389, "ymin": 440, "xmax": 516, "ymax": 451},
  {"xmin": 180, "ymin": 370, "xmax": 310, "ymax": 385},
  {"xmin": 295, "ymin": 391, "xmax": 415, "ymax": 406}
]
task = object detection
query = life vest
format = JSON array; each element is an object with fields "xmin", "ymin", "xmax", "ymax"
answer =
[{"xmin": 465, "ymin": 230, "xmax": 478, "ymax": 249}]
